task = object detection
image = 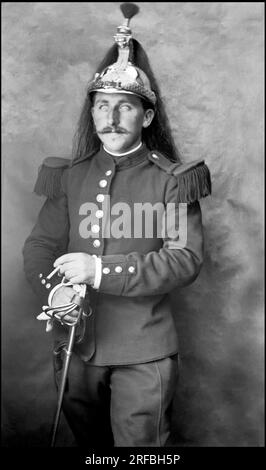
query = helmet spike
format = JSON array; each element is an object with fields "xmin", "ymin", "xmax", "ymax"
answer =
[{"xmin": 114, "ymin": 3, "xmax": 139, "ymax": 48}]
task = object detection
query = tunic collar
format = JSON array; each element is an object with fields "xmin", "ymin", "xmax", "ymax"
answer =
[{"xmin": 99, "ymin": 143, "xmax": 148, "ymax": 170}]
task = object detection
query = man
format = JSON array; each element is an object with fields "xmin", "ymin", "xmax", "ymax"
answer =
[{"xmin": 23, "ymin": 3, "xmax": 211, "ymax": 447}]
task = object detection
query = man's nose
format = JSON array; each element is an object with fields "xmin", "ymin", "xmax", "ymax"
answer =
[{"xmin": 107, "ymin": 107, "xmax": 120, "ymax": 127}]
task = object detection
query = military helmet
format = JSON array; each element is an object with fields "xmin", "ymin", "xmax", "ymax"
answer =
[{"xmin": 87, "ymin": 3, "xmax": 157, "ymax": 106}]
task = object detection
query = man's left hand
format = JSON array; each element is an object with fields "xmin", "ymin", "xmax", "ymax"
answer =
[{"xmin": 54, "ymin": 253, "xmax": 96, "ymax": 285}]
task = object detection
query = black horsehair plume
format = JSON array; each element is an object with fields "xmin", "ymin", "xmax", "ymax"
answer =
[{"xmin": 120, "ymin": 3, "xmax": 139, "ymax": 21}]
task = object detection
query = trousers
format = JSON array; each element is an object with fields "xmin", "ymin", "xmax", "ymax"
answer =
[{"xmin": 53, "ymin": 348, "xmax": 178, "ymax": 447}]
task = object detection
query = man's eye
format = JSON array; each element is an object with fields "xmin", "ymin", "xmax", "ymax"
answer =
[
  {"xmin": 120, "ymin": 104, "xmax": 131, "ymax": 110},
  {"xmin": 98, "ymin": 104, "xmax": 108, "ymax": 110}
]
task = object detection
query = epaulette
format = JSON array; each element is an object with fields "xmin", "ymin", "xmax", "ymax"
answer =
[
  {"xmin": 34, "ymin": 157, "xmax": 71, "ymax": 199},
  {"xmin": 148, "ymin": 151, "xmax": 211, "ymax": 203}
]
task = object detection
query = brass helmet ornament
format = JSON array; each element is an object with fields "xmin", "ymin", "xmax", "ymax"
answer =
[{"xmin": 87, "ymin": 3, "xmax": 157, "ymax": 106}]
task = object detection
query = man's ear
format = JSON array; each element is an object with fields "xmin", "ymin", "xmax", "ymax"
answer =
[{"xmin": 143, "ymin": 109, "xmax": 155, "ymax": 128}]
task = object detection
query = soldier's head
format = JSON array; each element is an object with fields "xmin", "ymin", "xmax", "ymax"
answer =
[
  {"xmin": 72, "ymin": 4, "xmax": 181, "ymax": 163},
  {"xmin": 91, "ymin": 91, "xmax": 155, "ymax": 154}
]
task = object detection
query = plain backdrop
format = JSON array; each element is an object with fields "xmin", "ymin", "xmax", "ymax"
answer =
[{"xmin": 2, "ymin": 2, "xmax": 264, "ymax": 447}]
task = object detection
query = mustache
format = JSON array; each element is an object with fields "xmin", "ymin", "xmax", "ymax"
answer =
[{"xmin": 98, "ymin": 127, "xmax": 129, "ymax": 134}]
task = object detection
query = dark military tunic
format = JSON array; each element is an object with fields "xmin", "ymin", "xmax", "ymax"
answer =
[{"xmin": 23, "ymin": 143, "xmax": 204, "ymax": 365}]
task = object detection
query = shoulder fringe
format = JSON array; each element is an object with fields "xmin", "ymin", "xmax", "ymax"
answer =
[
  {"xmin": 148, "ymin": 151, "xmax": 211, "ymax": 203},
  {"xmin": 173, "ymin": 161, "xmax": 211, "ymax": 203},
  {"xmin": 34, "ymin": 157, "xmax": 71, "ymax": 198}
]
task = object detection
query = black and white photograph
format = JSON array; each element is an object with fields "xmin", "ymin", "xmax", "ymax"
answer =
[{"xmin": 2, "ymin": 1, "xmax": 264, "ymax": 458}]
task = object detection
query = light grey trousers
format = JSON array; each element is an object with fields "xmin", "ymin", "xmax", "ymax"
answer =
[{"xmin": 54, "ymin": 349, "xmax": 178, "ymax": 447}]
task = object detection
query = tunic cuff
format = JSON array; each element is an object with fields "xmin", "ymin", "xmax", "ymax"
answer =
[{"xmin": 98, "ymin": 254, "xmax": 137, "ymax": 296}]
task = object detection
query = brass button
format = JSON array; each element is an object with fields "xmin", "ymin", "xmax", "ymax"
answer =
[
  {"xmin": 91, "ymin": 224, "xmax": 100, "ymax": 233},
  {"xmin": 46, "ymin": 283, "xmax": 51, "ymax": 289},
  {"xmin": 115, "ymin": 266, "xmax": 122, "ymax": 273},
  {"xmin": 96, "ymin": 194, "xmax": 105, "ymax": 203},
  {"xmin": 93, "ymin": 239, "xmax": 101, "ymax": 248},
  {"xmin": 128, "ymin": 266, "xmax": 135, "ymax": 273},
  {"xmin": 96, "ymin": 210, "xmax": 104, "ymax": 219},
  {"xmin": 99, "ymin": 179, "xmax": 107, "ymax": 188},
  {"xmin": 103, "ymin": 267, "xmax": 110, "ymax": 274},
  {"xmin": 152, "ymin": 153, "xmax": 159, "ymax": 159},
  {"xmin": 105, "ymin": 170, "xmax": 112, "ymax": 176}
]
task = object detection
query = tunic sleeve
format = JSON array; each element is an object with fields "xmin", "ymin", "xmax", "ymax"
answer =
[{"xmin": 23, "ymin": 176, "xmax": 70, "ymax": 304}]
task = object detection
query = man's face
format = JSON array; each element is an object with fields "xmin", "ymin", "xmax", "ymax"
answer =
[{"xmin": 91, "ymin": 92, "xmax": 154, "ymax": 153}]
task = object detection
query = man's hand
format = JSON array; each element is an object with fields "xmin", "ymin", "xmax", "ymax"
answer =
[
  {"xmin": 54, "ymin": 253, "xmax": 96, "ymax": 285},
  {"xmin": 52, "ymin": 285, "xmax": 80, "ymax": 324}
]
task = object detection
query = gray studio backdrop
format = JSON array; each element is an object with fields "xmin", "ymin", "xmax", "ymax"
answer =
[{"xmin": 2, "ymin": 2, "xmax": 264, "ymax": 446}]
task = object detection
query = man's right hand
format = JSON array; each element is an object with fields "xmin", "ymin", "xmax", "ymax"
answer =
[{"xmin": 52, "ymin": 285, "xmax": 80, "ymax": 324}]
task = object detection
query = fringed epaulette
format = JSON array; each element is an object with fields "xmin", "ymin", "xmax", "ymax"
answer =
[
  {"xmin": 34, "ymin": 157, "xmax": 71, "ymax": 199},
  {"xmin": 148, "ymin": 151, "xmax": 211, "ymax": 203}
]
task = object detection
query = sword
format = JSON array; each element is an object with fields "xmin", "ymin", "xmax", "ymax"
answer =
[
  {"xmin": 36, "ymin": 268, "xmax": 88, "ymax": 447},
  {"xmin": 50, "ymin": 282, "xmax": 87, "ymax": 447}
]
